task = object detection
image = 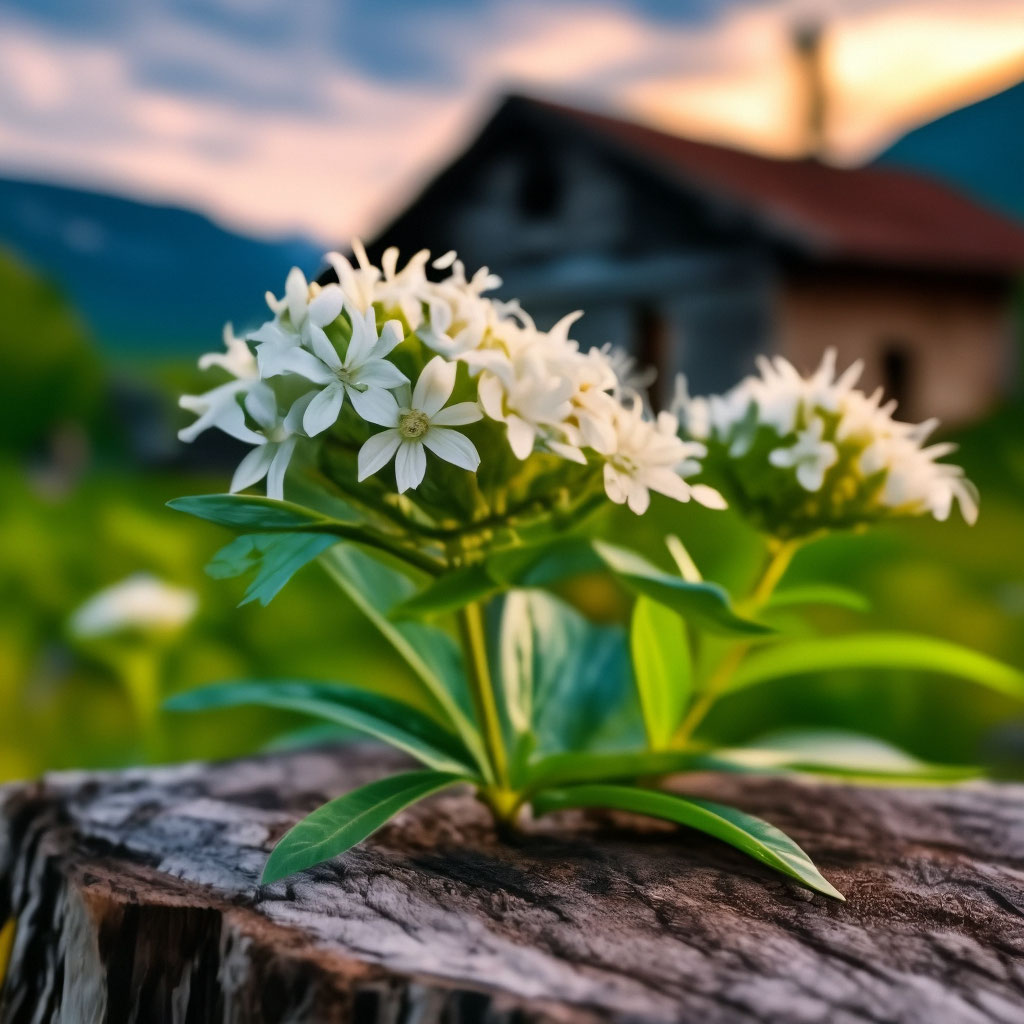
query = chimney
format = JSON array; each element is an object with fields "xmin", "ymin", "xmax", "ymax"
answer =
[{"xmin": 792, "ymin": 21, "xmax": 827, "ymax": 160}]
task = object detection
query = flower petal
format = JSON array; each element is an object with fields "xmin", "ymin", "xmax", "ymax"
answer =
[
  {"xmin": 603, "ymin": 463, "xmax": 627, "ymax": 505},
  {"xmin": 307, "ymin": 284, "xmax": 344, "ymax": 328},
  {"xmin": 285, "ymin": 267, "xmax": 308, "ymax": 326},
  {"xmin": 303, "ymin": 383, "xmax": 345, "ymax": 436},
  {"xmin": 244, "ymin": 383, "xmax": 279, "ymax": 430},
  {"xmin": 266, "ymin": 437, "xmax": 298, "ymax": 500},
  {"xmin": 355, "ymin": 359, "xmax": 408, "ymax": 389},
  {"xmin": 395, "ymin": 439, "xmax": 427, "ymax": 492},
  {"xmin": 351, "ymin": 386, "xmax": 400, "ymax": 427},
  {"xmin": 346, "ymin": 306, "xmax": 378, "ymax": 367},
  {"xmin": 230, "ymin": 443, "xmax": 274, "ymax": 493},
  {"xmin": 265, "ymin": 345, "xmax": 335, "ymax": 383},
  {"xmin": 377, "ymin": 319, "xmax": 405, "ymax": 356},
  {"xmin": 306, "ymin": 325, "xmax": 342, "ymax": 371},
  {"xmin": 248, "ymin": 320, "xmax": 294, "ymax": 348},
  {"xmin": 422, "ymin": 427, "xmax": 480, "ymax": 472},
  {"xmin": 690, "ymin": 483, "xmax": 728, "ymax": 509},
  {"xmin": 413, "ymin": 356, "xmax": 456, "ymax": 416},
  {"xmin": 432, "ymin": 402, "xmax": 483, "ymax": 427},
  {"xmin": 284, "ymin": 391, "xmax": 317, "ymax": 434},
  {"xmin": 627, "ymin": 483, "xmax": 651, "ymax": 515},
  {"xmin": 505, "ymin": 415, "xmax": 535, "ymax": 459},
  {"xmin": 357, "ymin": 429, "xmax": 402, "ymax": 481}
]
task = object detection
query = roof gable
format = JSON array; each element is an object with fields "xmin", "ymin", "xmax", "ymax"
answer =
[
  {"xmin": 372, "ymin": 94, "xmax": 1024, "ymax": 277},
  {"xmin": 521, "ymin": 96, "xmax": 1024, "ymax": 275}
]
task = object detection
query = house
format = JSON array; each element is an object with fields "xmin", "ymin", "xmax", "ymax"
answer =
[{"xmin": 348, "ymin": 94, "xmax": 1024, "ymax": 423}]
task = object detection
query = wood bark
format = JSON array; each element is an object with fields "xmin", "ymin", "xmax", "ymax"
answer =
[{"xmin": 1, "ymin": 745, "xmax": 1023, "ymax": 1023}]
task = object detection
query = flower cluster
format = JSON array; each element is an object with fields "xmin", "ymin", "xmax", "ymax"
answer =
[
  {"xmin": 671, "ymin": 349, "xmax": 978, "ymax": 537},
  {"xmin": 179, "ymin": 243, "xmax": 722, "ymax": 520}
]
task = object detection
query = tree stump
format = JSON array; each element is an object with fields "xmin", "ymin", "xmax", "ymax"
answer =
[{"xmin": 1, "ymin": 746, "xmax": 1023, "ymax": 1023}]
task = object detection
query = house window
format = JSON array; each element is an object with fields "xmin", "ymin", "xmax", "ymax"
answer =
[
  {"xmin": 881, "ymin": 340, "xmax": 913, "ymax": 413},
  {"xmin": 633, "ymin": 303, "xmax": 671, "ymax": 409},
  {"xmin": 518, "ymin": 153, "xmax": 562, "ymax": 220}
]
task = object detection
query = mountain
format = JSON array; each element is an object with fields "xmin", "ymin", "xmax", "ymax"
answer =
[
  {"xmin": 875, "ymin": 79, "xmax": 1024, "ymax": 224},
  {"xmin": 0, "ymin": 176, "xmax": 324, "ymax": 353}
]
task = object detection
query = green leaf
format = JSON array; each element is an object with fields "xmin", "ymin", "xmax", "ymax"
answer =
[
  {"xmin": 532, "ymin": 784, "xmax": 844, "ymax": 900},
  {"xmin": 318, "ymin": 545, "xmax": 490, "ymax": 778},
  {"xmin": 593, "ymin": 541, "xmax": 773, "ymax": 637},
  {"xmin": 169, "ymin": 493, "xmax": 440, "ymax": 574},
  {"xmin": 496, "ymin": 590, "xmax": 536, "ymax": 743},
  {"xmin": 262, "ymin": 770, "xmax": 464, "ymax": 884},
  {"xmin": 700, "ymin": 729, "xmax": 981, "ymax": 783},
  {"xmin": 486, "ymin": 538, "xmax": 602, "ymax": 587},
  {"xmin": 168, "ymin": 493, "xmax": 340, "ymax": 531},
  {"xmin": 392, "ymin": 564, "xmax": 500, "ymax": 619},
  {"xmin": 765, "ymin": 585, "xmax": 871, "ymax": 613},
  {"xmin": 727, "ymin": 632, "xmax": 1024, "ymax": 701},
  {"xmin": 631, "ymin": 596, "xmax": 692, "ymax": 748},
  {"xmin": 206, "ymin": 532, "xmax": 337, "ymax": 606},
  {"xmin": 166, "ymin": 681, "xmax": 479, "ymax": 775},
  {"xmin": 524, "ymin": 749, "xmax": 700, "ymax": 790},
  {"xmin": 260, "ymin": 722, "xmax": 353, "ymax": 753},
  {"xmin": 492, "ymin": 590, "xmax": 643, "ymax": 768}
]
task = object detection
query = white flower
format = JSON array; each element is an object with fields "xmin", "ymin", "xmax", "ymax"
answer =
[
  {"xmin": 70, "ymin": 574, "xmax": 198, "ymax": 638},
  {"xmin": 265, "ymin": 305, "xmax": 409, "ymax": 436},
  {"xmin": 602, "ymin": 343, "xmax": 657, "ymax": 404},
  {"xmin": 769, "ymin": 415, "xmax": 838, "ymax": 491},
  {"xmin": 477, "ymin": 351, "xmax": 578, "ymax": 460},
  {"xmin": 327, "ymin": 240, "xmax": 431, "ymax": 329},
  {"xmin": 861, "ymin": 431, "xmax": 980, "ymax": 525},
  {"xmin": 252, "ymin": 267, "xmax": 345, "ymax": 377},
  {"xmin": 357, "ymin": 356, "xmax": 482, "ymax": 493},
  {"xmin": 417, "ymin": 252, "xmax": 504, "ymax": 357},
  {"xmin": 676, "ymin": 347, "xmax": 979, "ymax": 529},
  {"xmin": 178, "ymin": 323, "xmax": 262, "ymax": 444},
  {"xmin": 669, "ymin": 375, "xmax": 711, "ymax": 441},
  {"xmin": 602, "ymin": 404, "xmax": 726, "ymax": 515},
  {"xmin": 230, "ymin": 383, "xmax": 312, "ymax": 500}
]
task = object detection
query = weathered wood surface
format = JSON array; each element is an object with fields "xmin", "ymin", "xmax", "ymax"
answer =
[{"xmin": 1, "ymin": 746, "xmax": 1023, "ymax": 1024}]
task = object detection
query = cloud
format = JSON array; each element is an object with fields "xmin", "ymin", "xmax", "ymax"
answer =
[{"xmin": 0, "ymin": 0, "xmax": 1021, "ymax": 243}]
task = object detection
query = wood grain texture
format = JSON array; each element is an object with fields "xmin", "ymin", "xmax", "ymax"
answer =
[{"xmin": 1, "ymin": 745, "xmax": 1023, "ymax": 1023}]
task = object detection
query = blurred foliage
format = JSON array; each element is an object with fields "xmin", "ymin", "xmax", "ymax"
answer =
[
  {"xmin": 0, "ymin": 460, "xmax": 420, "ymax": 779},
  {"xmin": 0, "ymin": 249, "xmax": 102, "ymax": 455},
  {"xmin": 0, "ymin": 248, "xmax": 1022, "ymax": 781}
]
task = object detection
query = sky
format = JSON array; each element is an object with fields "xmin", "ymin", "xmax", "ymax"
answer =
[{"xmin": 0, "ymin": 0, "xmax": 1022, "ymax": 244}]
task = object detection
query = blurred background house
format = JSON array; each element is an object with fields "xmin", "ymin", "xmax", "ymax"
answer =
[{"xmin": 357, "ymin": 92, "xmax": 1024, "ymax": 420}]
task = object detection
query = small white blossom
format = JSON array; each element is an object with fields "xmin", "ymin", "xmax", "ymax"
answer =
[
  {"xmin": 229, "ymin": 383, "xmax": 312, "ymax": 500},
  {"xmin": 178, "ymin": 323, "xmax": 261, "ymax": 444},
  {"xmin": 265, "ymin": 306, "xmax": 408, "ymax": 436},
  {"xmin": 357, "ymin": 356, "xmax": 483, "ymax": 493},
  {"xmin": 327, "ymin": 240, "xmax": 431, "ymax": 329},
  {"xmin": 673, "ymin": 348, "xmax": 978, "ymax": 531},
  {"xmin": 252, "ymin": 267, "xmax": 345, "ymax": 378},
  {"xmin": 477, "ymin": 351, "xmax": 576, "ymax": 459},
  {"xmin": 70, "ymin": 574, "xmax": 198, "ymax": 638},
  {"xmin": 602, "ymin": 403, "xmax": 726, "ymax": 515},
  {"xmin": 768, "ymin": 415, "xmax": 838, "ymax": 491}
]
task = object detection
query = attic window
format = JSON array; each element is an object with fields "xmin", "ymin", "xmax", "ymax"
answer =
[{"xmin": 518, "ymin": 153, "xmax": 562, "ymax": 220}]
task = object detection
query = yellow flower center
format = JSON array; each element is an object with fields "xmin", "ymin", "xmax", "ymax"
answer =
[{"xmin": 399, "ymin": 410, "xmax": 430, "ymax": 439}]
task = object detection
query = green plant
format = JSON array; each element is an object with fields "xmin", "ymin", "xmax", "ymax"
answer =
[{"xmin": 167, "ymin": 247, "xmax": 1022, "ymax": 901}]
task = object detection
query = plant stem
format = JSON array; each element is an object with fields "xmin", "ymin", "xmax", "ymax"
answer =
[
  {"xmin": 671, "ymin": 538, "xmax": 799, "ymax": 748},
  {"xmin": 119, "ymin": 649, "xmax": 165, "ymax": 763},
  {"xmin": 456, "ymin": 601, "xmax": 511, "ymax": 802}
]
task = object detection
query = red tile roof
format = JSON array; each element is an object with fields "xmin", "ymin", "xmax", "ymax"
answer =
[{"xmin": 529, "ymin": 97, "xmax": 1024, "ymax": 274}]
